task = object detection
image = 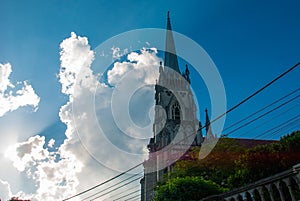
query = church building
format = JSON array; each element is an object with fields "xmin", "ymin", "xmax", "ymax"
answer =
[{"xmin": 140, "ymin": 12, "xmax": 212, "ymax": 201}]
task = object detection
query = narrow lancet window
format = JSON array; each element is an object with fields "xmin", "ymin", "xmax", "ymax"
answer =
[{"xmin": 172, "ymin": 102, "xmax": 180, "ymax": 120}]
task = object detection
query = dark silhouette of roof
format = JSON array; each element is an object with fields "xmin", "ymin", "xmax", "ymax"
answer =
[{"xmin": 221, "ymin": 138, "xmax": 277, "ymax": 149}]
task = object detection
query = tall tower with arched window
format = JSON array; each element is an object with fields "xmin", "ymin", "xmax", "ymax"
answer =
[{"xmin": 140, "ymin": 12, "xmax": 203, "ymax": 201}]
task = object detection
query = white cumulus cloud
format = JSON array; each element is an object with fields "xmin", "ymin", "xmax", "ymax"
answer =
[
  {"xmin": 111, "ymin": 46, "xmax": 128, "ymax": 60},
  {"xmin": 0, "ymin": 179, "xmax": 12, "ymax": 201},
  {"xmin": 107, "ymin": 48, "xmax": 159, "ymax": 86},
  {"xmin": 5, "ymin": 135, "xmax": 82, "ymax": 201},
  {"xmin": 59, "ymin": 32, "xmax": 96, "ymax": 96},
  {"xmin": 57, "ymin": 33, "xmax": 160, "ymax": 199},
  {"xmin": 0, "ymin": 63, "xmax": 40, "ymax": 117},
  {"xmin": 47, "ymin": 139, "xmax": 55, "ymax": 148},
  {"xmin": 4, "ymin": 32, "xmax": 161, "ymax": 200}
]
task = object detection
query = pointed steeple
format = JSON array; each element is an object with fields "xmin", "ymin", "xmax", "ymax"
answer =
[
  {"xmin": 195, "ymin": 121, "xmax": 204, "ymax": 145},
  {"xmin": 205, "ymin": 108, "xmax": 215, "ymax": 139},
  {"xmin": 205, "ymin": 108, "xmax": 211, "ymax": 134},
  {"xmin": 185, "ymin": 64, "xmax": 191, "ymax": 83},
  {"xmin": 164, "ymin": 11, "xmax": 180, "ymax": 73}
]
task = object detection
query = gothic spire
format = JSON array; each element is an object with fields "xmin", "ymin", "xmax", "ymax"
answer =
[
  {"xmin": 185, "ymin": 64, "xmax": 190, "ymax": 83},
  {"xmin": 205, "ymin": 108, "xmax": 215, "ymax": 139},
  {"xmin": 205, "ymin": 108, "xmax": 211, "ymax": 134},
  {"xmin": 164, "ymin": 11, "xmax": 180, "ymax": 73}
]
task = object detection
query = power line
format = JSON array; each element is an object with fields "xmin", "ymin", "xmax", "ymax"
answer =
[
  {"xmin": 63, "ymin": 62, "xmax": 300, "ymax": 201},
  {"xmin": 255, "ymin": 115, "xmax": 300, "ymax": 139},
  {"xmin": 114, "ymin": 189, "xmax": 141, "ymax": 201},
  {"xmin": 90, "ymin": 176, "xmax": 143, "ymax": 201},
  {"xmin": 62, "ymin": 163, "xmax": 142, "ymax": 201},
  {"xmin": 245, "ymin": 114, "xmax": 300, "ymax": 141},
  {"xmin": 225, "ymin": 94, "xmax": 300, "ymax": 136},
  {"xmin": 138, "ymin": 62, "xmax": 300, "ymax": 200},
  {"xmin": 82, "ymin": 171, "xmax": 143, "ymax": 201},
  {"xmin": 144, "ymin": 61, "xmax": 300, "ymax": 200},
  {"xmin": 166, "ymin": 90, "xmax": 300, "ymax": 153},
  {"xmin": 124, "ymin": 193, "xmax": 141, "ymax": 201},
  {"xmin": 234, "ymin": 103, "xmax": 300, "ymax": 138},
  {"xmin": 209, "ymin": 62, "xmax": 300, "ymax": 126},
  {"xmin": 263, "ymin": 119, "xmax": 300, "ymax": 139},
  {"xmin": 103, "ymin": 184, "xmax": 140, "ymax": 201},
  {"xmin": 255, "ymin": 121, "xmax": 300, "ymax": 141},
  {"xmin": 126, "ymin": 198, "xmax": 140, "ymax": 201},
  {"xmin": 267, "ymin": 121, "xmax": 300, "ymax": 139},
  {"xmin": 147, "ymin": 61, "xmax": 299, "ymax": 199},
  {"xmin": 166, "ymin": 62, "xmax": 300, "ymax": 147},
  {"xmin": 222, "ymin": 87, "xmax": 300, "ymax": 132}
]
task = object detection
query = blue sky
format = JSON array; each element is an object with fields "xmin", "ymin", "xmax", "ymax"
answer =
[
  {"xmin": 1, "ymin": 0, "xmax": 300, "ymax": 139},
  {"xmin": 0, "ymin": 0, "xmax": 300, "ymax": 200}
]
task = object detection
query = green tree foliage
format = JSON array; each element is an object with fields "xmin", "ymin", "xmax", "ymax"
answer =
[
  {"xmin": 154, "ymin": 176, "xmax": 226, "ymax": 201},
  {"xmin": 169, "ymin": 138, "xmax": 244, "ymax": 188},
  {"xmin": 228, "ymin": 131, "xmax": 300, "ymax": 188},
  {"xmin": 154, "ymin": 131, "xmax": 300, "ymax": 200}
]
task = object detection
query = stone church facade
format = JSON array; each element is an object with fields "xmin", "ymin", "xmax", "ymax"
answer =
[{"xmin": 140, "ymin": 12, "xmax": 210, "ymax": 201}]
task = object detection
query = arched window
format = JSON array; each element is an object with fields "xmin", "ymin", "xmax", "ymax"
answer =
[{"xmin": 171, "ymin": 102, "xmax": 180, "ymax": 120}]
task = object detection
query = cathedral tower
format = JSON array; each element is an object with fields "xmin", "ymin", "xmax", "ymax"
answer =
[{"xmin": 140, "ymin": 12, "xmax": 203, "ymax": 201}]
